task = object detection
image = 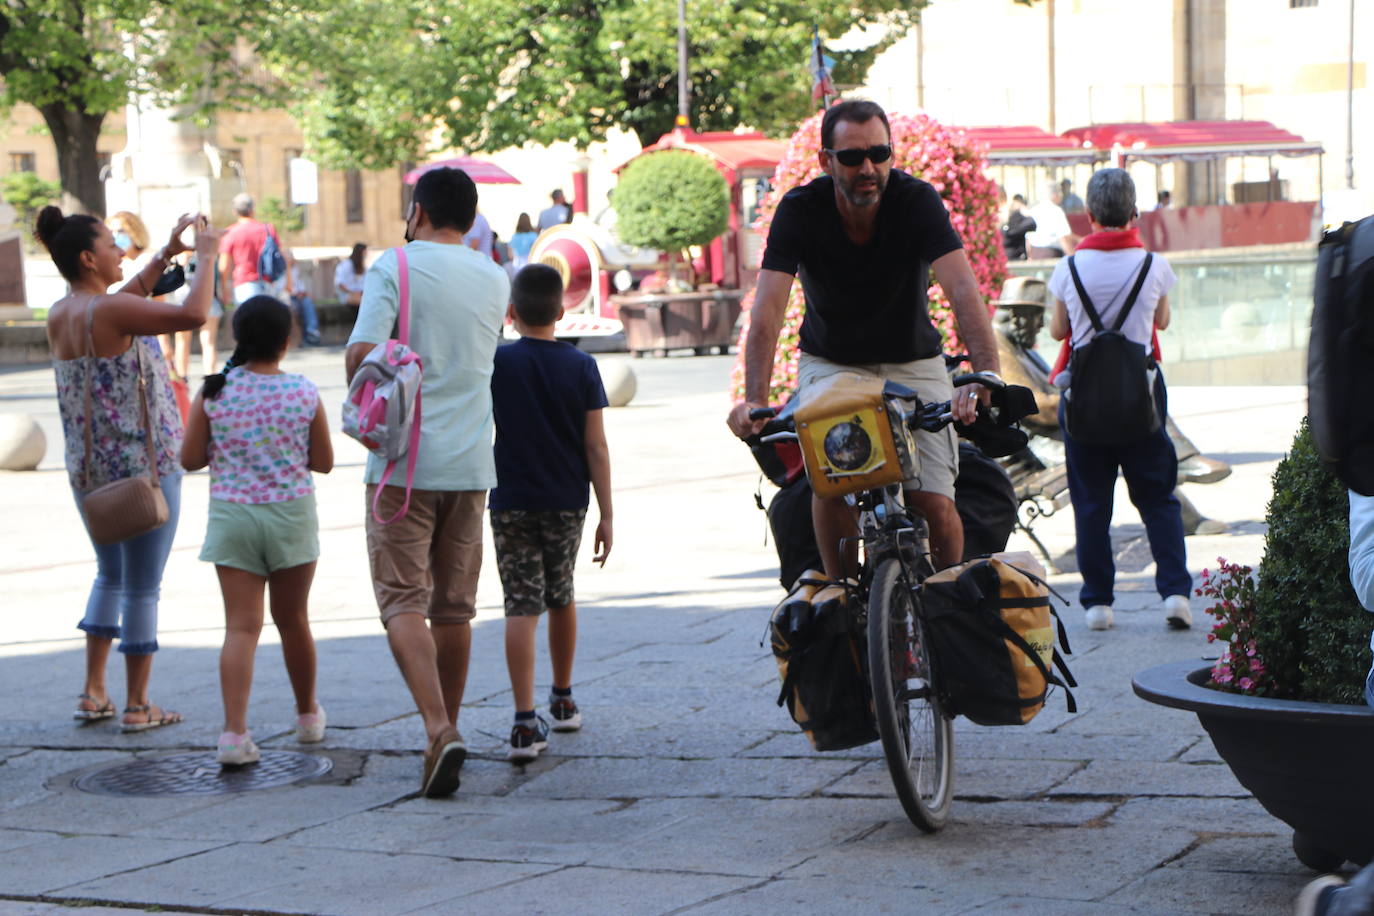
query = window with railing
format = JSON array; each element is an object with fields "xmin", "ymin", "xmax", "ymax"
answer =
[{"xmin": 10, "ymin": 152, "xmax": 35, "ymax": 173}]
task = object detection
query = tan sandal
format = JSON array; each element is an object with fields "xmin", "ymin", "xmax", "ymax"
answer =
[
  {"xmin": 121, "ymin": 704, "xmax": 184, "ymax": 733},
  {"xmin": 73, "ymin": 693, "xmax": 116, "ymax": 722}
]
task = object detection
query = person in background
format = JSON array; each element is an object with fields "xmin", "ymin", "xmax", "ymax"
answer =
[
  {"xmin": 181, "ymin": 295, "xmax": 333, "ymax": 767},
  {"xmin": 537, "ymin": 189, "xmax": 571, "ymax": 232},
  {"xmin": 40, "ymin": 206, "xmax": 222, "ymax": 732},
  {"xmin": 217, "ymin": 193, "xmax": 294, "ymax": 375},
  {"xmin": 1060, "ymin": 178, "xmax": 1086, "ymax": 214},
  {"xmin": 334, "ymin": 243, "xmax": 367, "ymax": 307},
  {"xmin": 464, "ymin": 209, "xmax": 494, "ymax": 258},
  {"xmin": 286, "ymin": 254, "xmax": 321, "ymax": 345},
  {"xmin": 1002, "ymin": 193, "xmax": 1036, "ymax": 261},
  {"xmin": 509, "ymin": 213, "xmax": 538, "ymax": 271},
  {"xmin": 1026, "ymin": 180, "xmax": 1078, "ymax": 258},
  {"xmin": 1047, "ymin": 168, "xmax": 1190, "ymax": 632},
  {"xmin": 1155, "ymin": 190, "xmax": 1172, "ymax": 210}
]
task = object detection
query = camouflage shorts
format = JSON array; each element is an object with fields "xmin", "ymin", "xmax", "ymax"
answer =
[{"xmin": 490, "ymin": 508, "xmax": 588, "ymax": 617}]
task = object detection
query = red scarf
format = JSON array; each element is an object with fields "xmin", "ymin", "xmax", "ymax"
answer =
[{"xmin": 1048, "ymin": 226, "xmax": 1161, "ymax": 383}]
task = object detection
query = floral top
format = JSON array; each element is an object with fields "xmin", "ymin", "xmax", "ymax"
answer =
[
  {"xmin": 54, "ymin": 336, "xmax": 183, "ymax": 492},
  {"xmin": 203, "ymin": 368, "xmax": 318, "ymax": 504}
]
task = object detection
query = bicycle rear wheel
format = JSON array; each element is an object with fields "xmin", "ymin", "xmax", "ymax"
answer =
[{"xmin": 867, "ymin": 556, "xmax": 953, "ymax": 832}]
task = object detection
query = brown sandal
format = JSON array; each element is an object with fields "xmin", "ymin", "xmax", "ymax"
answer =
[
  {"xmin": 73, "ymin": 693, "xmax": 116, "ymax": 722},
  {"xmin": 121, "ymin": 704, "xmax": 184, "ymax": 733}
]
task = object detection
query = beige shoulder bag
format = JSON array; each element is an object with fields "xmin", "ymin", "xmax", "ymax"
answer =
[{"xmin": 79, "ymin": 297, "xmax": 170, "ymax": 544}]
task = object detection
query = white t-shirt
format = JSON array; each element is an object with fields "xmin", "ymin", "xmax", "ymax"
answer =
[
  {"xmin": 347, "ymin": 241, "xmax": 510, "ymax": 491},
  {"xmin": 1048, "ymin": 248, "xmax": 1176, "ymax": 350},
  {"xmin": 1026, "ymin": 201, "xmax": 1072, "ymax": 250},
  {"xmin": 334, "ymin": 259, "xmax": 366, "ymax": 295},
  {"xmin": 462, "ymin": 212, "xmax": 493, "ymax": 257},
  {"xmin": 537, "ymin": 203, "xmax": 569, "ymax": 232}
]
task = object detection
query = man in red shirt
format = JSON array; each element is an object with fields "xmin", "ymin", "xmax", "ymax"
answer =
[{"xmin": 214, "ymin": 193, "xmax": 294, "ymax": 370}]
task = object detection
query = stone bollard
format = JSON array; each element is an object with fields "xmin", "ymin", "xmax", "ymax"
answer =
[
  {"xmin": 0, "ymin": 415, "xmax": 46, "ymax": 470},
  {"xmin": 601, "ymin": 361, "xmax": 637, "ymax": 408}
]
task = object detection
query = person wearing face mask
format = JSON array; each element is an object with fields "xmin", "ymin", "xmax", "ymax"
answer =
[
  {"xmin": 726, "ymin": 99, "xmax": 1001, "ymax": 577},
  {"xmin": 344, "ymin": 166, "xmax": 509, "ymax": 798}
]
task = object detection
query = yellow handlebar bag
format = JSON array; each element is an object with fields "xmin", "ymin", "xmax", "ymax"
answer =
[{"xmin": 793, "ymin": 373, "xmax": 920, "ymax": 500}]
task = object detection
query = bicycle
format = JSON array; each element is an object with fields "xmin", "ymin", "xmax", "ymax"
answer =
[{"xmin": 750, "ymin": 371, "xmax": 1036, "ymax": 832}]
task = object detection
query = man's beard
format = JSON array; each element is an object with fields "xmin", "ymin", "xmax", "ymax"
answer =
[{"xmin": 836, "ymin": 171, "xmax": 887, "ymax": 207}]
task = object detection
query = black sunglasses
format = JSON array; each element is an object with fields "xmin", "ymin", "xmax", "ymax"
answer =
[{"xmin": 825, "ymin": 144, "xmax": 893, "ymax": 167}]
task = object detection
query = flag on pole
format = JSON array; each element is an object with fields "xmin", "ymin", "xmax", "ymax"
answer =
[{"xmin": 810, "ymin": 26, "xmax": 835, "ymax": 108}]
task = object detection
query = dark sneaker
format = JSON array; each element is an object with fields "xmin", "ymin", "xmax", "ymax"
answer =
[
  {"xmin": 420, "ymin": 726, "xmax": 466, "ymax": 798},
  {"xmin": 507, "ymin": 716, "xmax": 550, "ymax": 763},
  {"xmin": 548, "ymin": 694, "xmax": 582, "ymax": 732}
]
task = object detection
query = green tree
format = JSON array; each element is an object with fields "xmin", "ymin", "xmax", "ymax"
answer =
[
  {"xmin": 0, "ymin": 1, "xmax": 288, "ymax": 215},
  {"xmin": 258, "ymin": 196, "xmax": 306, "ymax": 235},
  {"xmin": 1, "ymin": 172, "xmax": 63, "ymax": 245},
  {"xmin": 613, "ymin": 150, "xmax": 728, "ymax": 287}
]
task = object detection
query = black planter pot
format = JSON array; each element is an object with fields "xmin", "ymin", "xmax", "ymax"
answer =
[{"xmin": 1133, "ymin": 659, "xmax": 1374, "ymax": 871}]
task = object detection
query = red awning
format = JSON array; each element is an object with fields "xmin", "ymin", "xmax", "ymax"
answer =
[
  {"xmin": 403, "ymin": 157, "xmax": 521, "ymax": 185},
  {"xmin": 1059, "ymin": 121, "xmax": 1323, "ymax": 164},
  {"xmin": 954, "ymin": 125, "xmax": 1100, "ymax": 166},
  {"xmin": 618, "ymin": 129, "xmax": 787, "ymax": 174}
]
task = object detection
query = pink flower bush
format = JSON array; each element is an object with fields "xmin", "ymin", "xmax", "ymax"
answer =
[
  {"xmin": 1198, "ymin": 557, "xmax": 1271, "ymax": 695},
  {"xmin": 729, "ymin": 111, "xmax": 1008, "ymax": 404}
]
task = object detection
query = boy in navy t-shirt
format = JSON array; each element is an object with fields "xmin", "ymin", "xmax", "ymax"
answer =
[{"xmin": 490, "ymin": 264, "xmax": 613, "ymax": 762}]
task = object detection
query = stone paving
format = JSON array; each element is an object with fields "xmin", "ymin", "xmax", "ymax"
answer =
[{"xmin": 0, "ymin": 347, "xmax": 1324, "ymax": 914}]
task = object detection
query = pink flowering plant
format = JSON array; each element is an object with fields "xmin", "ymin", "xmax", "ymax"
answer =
[
  {"xmin": 1198, "ymin": 557, "xmax": 1271, "ymax": 695},
  {"xmin": 730, "ymin": 110, "xmax": 1007, "ymax": 405}
]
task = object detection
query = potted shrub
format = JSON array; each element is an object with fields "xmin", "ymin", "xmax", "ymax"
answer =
[
  {"xmin": 1134, "ymin": 419, "xmax": 1374, "ymax": 870},
  {"xmin": 613, "ymin": 149, "xmax": 728, "ymax": 292}
]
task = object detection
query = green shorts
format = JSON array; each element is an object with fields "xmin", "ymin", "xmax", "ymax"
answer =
[{"xmin": 200, "ymin": 494, "xmax": 320, "ymax": 577}]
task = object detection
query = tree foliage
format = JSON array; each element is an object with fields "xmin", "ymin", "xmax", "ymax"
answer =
[
  {"xmin": 613, "ymin": 151, "xmax": 728, "ymax": 253},
  {"xmin": 1252, "ymin": 419, "xmax": 1369, "ymax": 704},
  {"xmin": 1, "ymin": 172, "xmax": 63, "ymax": 247}
]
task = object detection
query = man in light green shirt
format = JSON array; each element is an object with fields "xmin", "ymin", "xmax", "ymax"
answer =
[{"xmin": 345, "ymin": 167, "xmax": 510, "ymax": 798}]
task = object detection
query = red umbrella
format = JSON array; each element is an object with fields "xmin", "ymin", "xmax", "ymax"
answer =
[{"xmin": 403, "ymin": 156, "xmax": 520, "ymax": 185}]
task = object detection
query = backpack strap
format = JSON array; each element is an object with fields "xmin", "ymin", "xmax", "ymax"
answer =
[
  {"xmin": 1066, "ymin": 256, "xmax": 1104, "ymax": 333},
  {"xmin": 1110, "ymin": 252, "xmax": 1154, "ymax": 333},
  {"xmin": 371, "ymin": 247, "xmax": 421, "ymax": 525}
]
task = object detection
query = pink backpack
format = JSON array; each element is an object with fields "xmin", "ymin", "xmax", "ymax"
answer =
[{"xmin": 342, "ymin": 247, "xmax": 423, "ymax": 524}]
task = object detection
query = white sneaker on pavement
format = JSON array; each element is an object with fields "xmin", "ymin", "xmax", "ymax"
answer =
[
  {"xmin": 1163, "ymin": 595, "xmax": 1193, "ymax": 630},
  {"xmin": 296, "ymin": 704, "xmax": 326, "ymax": 743},
  {"xmin": 1085, "ymin": 605, "xmax": 1114, "ymax": 631}
]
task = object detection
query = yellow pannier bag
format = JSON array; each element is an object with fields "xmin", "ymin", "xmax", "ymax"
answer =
[{"xmin": 792, "ymin": 373, "xmax": 920, "ymax": 500}]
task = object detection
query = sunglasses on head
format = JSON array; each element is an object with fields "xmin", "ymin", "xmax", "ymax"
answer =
[{"xmin": 825, "ymin": 144, "xmax": 893, "ymax": 167}]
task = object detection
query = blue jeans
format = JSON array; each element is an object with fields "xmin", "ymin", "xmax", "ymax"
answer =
[
  {"xmin": 1060, "ymin": 380, "xmax": 1192, "ymax": 608},
  {"xmin": 291, "ymin": 292, "xmax": 321, "ymax": 345},
  {"xmin": 1365, "ymin": 664, "xmax": 1373, "ymax": 708},
  {"xmin": 73, "ymin": 474, "xmax": 182, "ymax": 654}
]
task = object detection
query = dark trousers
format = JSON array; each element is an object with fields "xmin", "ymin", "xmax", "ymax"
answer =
[{"xmin": 1060, "ymin": 383, "xmax": 1192, "ymax": 608}]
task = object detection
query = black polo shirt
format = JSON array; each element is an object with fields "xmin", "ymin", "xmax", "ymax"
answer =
[{"xmin": 760, "ymin": 169, "xmax": 963, "ymax": 365}]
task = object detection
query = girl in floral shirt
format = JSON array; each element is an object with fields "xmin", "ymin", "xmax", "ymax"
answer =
[{"xmin": 181, "ymin": 296, "xmax": 333, "ymax": 766}]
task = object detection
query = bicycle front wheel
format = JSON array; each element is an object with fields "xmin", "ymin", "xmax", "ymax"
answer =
[{"xmin": 867, "ymin": 556, "xmax": 953, "ymax": 832}]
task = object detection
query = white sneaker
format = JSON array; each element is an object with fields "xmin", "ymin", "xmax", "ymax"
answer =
[
  {"xmin": 217, "ymin": 731, "xmax": 260, "ymax": 766},
  {"xmin": 1085, "ymin": 605, "xmax": 1114, "ymax": 630},
  {"xmin": 1163, "ymin": 595, "xmax": 1193, "ymax": 630},
  {"xmin": 296, "ymin": 704, "xmax": 326, "ymax": 743}
]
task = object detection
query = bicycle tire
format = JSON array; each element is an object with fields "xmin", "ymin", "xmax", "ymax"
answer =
[{"xmin": 867, "ymin": 556, "xmax": 954, "ymax": 832}]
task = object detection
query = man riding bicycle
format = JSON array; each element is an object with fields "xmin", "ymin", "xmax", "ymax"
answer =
[{"xmin": 727, "ymin": 100, "xmax": 1002, "ymax": 576}]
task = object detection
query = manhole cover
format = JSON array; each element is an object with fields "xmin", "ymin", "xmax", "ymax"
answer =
[{"xmin": 73, "ymin": 751, "xmax": 332, "ymax": 797}]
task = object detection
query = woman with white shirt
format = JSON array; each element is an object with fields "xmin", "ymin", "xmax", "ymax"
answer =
[
  {"xmin": 334, "ymin": 243, "xmax": 367, "ymax": 306},
  {"xmin": 1047, "ymin": 168, "xmax": 1191, "ymax": 634}
]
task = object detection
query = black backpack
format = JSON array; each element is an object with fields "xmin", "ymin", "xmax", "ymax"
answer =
[
  {"xmin": 1309, "ymin": 216, "xmax": 1374, "ymax": 496},
  {"xmin": 1064, "ymin": 253, "xmax": 1162, "ymax": 446}
]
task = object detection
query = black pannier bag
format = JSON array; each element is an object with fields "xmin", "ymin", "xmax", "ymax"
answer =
[
  {"xmin": 921, "ymin": 554, "xmax": 1077, "ymax": 726},
  {"xmin": 1309, "ymin": 215, "xmax": 1374, "ymax": 496},
  {"xmin": 955, "ymin": 442, "xmax": 1018, "ymax": 560},
  {"xmin": 769, "ymin": 581, "xmax": 878, "ymax": 751}
]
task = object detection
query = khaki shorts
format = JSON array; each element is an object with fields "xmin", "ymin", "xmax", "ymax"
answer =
[
  {"xmin": 491, "ymin": 508, "xmax": 587, "ymax": 617},
  {"xmin": 365, "ymin": 485, "xmax": 485, "ymax": 626},
  {"xmin": 797, "ymin": 352, "xmax": 958, "ymax": 501}
]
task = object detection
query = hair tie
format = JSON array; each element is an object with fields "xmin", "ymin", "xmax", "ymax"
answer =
[{"xmin": 221, "ymin": 356, "xmax": 240, "ymax": 374}]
